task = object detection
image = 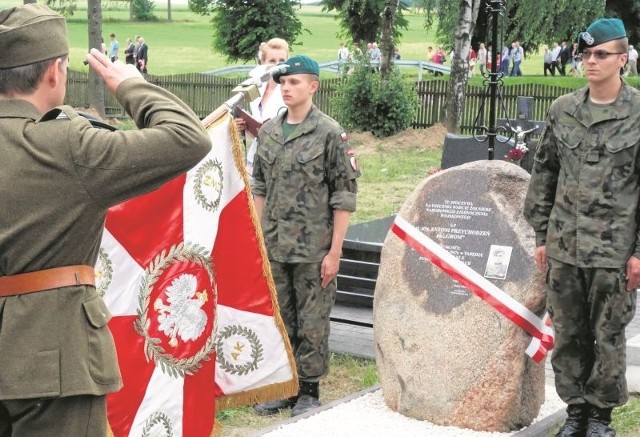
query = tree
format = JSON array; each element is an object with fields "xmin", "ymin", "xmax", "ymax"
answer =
[
  {"xmin": 45, "ymin": 0, "xmax": 77, "ymax": 16},
  {"xmin": 321, "ymin": 0, "xmax": 385, "ymax": 44},
  {"xmin": 379, "ymin": 0, "xmax": 399, "ymax": 78},
  {"xmin": 422, "ymin": 0, "xmax": 640, "ymax": 53},
  {"xmin": 87, "ymin": 0, "xmax": 106, "ymax": 119},
  {"xmin": 321, "ymin": 0, "xmax": 410, "ymax": 46},
  {"xmin": 442, "ymin": 0, "xmax": 480, "ymax": 133},
  {"xmin": 132, "ymin": 0, "xmax": 156, "ymax": 21},
  {"xmin": 189, "ymin": 0, "xmax": 304, "ymax": 63}
]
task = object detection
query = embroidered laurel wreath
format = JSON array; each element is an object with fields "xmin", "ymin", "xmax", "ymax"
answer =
[
  {"xmin": 216, "ymin": 324, "xmax": 264, "ymax": 376},
  {"xmin": 141, "ymin": 411, "xmax": 173, "ymax": 437},
  {"xmin": 135, "ymin": 242, "xmax": 217, "ymax": 377}
]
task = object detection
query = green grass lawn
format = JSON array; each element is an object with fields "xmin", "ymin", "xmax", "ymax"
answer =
[{"xmin": 0, "ymin": 1, "xmax": 556, "ymax": 76}]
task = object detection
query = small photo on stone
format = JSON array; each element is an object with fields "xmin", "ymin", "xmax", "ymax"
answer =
[{"xmin": 484, "ymin": 245, "xmax": 513, "ymax": 280}]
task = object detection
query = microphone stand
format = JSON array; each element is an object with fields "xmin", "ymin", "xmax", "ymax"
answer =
[{"xmin": 202, "ymin": 64, "xmax": 289, "ymax": 129}]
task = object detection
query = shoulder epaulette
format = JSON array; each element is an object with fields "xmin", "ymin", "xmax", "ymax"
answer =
[{"xmin": 38, "ymin": 105, "xmax": 79, "ymax": 123}]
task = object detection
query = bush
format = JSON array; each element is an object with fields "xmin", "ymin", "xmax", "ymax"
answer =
[
  {"xmin": 333, "ymin": 57, "xmax": 417, "ymax": 138},
  {"xmin": 132, "ymin": 0, "xmax": 156, "ymax": 21}
]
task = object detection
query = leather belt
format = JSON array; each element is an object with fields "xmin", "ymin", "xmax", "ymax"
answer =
[{"xmin": 0, "ymin": 265, "xmax": 96, "ymax": 297}]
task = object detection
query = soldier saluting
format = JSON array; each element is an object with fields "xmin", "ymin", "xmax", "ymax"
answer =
[
  {"xmin": 524, "ymin": 18, "xmax": 638, "ymax": 437},
  {"xmin": 0, "ymin": 4, "xmax": 210, "ymax": 435}
]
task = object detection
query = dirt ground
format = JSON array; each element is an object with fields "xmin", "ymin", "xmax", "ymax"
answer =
[{"xmin": 347, "ymin": 123, "xmax": 448, "ymax": 155}]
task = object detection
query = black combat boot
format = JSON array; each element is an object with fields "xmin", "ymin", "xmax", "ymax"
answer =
[
  {"xmin": 253, "ymin": 396, "xmax": 298, "ymax": 416},
  {"xmin": 586, "ymin": 407, "xmax": 616, "ymax": 437},
  {"xmin": 291, "ymin": 381, "xmax": 321, "ymax": 417},
  {"xmin": 555, "ymin": 404, "xmax": 588, "ymax": 437}
]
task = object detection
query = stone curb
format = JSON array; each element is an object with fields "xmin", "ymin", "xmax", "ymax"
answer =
[
  {"xmin": 249, "ymin": 384, "xmax": 382, "ymax": 437},
  {"xmin": 512, "ymin": 409, "xmax": 565, "ymax": 437},
  {"xmin": 251, "ymin": 383, "xmax": 568, "ymax": 437},
  {"xmin": 249, "ymin": 361, "xmax": 640, "ymax": 437}
]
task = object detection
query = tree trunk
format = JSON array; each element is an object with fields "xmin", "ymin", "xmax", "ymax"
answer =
[
  {"xmin": 442, "ymin": 0, "xmax": 480, "ymax": 133},
  {"xmin": 380, "ymin": 0, "xmax": 399, "ymax": 79},
  {"xmin": 167, "ymin": 0, "xmax": 172, "ymax": 21},
  {"xmin": 87, "ymin": 0, "xmax": 106, "ymax": 119}
]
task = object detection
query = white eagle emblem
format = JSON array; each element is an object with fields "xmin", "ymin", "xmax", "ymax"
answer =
[
  {"xmin": 581, "ymin": 31, "xmax": 594, "ymax": 45},
  {"xmin": 154, "ymin": 274, "xmax": 208, "ymax": 347}
]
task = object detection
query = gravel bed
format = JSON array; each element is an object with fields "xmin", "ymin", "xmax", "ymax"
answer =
[{"xmin": 261, "ymin": 386, "xmax": 565, "ymax": 437}]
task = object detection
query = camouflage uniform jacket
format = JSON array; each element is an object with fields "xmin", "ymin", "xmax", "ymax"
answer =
[
  {"xmin": 252, "ymin": 105, "xmax": 359, "ymax": 263},
  {"xmin": 524, "ymin": 83, "xmax": 640, "ymax": 268}
]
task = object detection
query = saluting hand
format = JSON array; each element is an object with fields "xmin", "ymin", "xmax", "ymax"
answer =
[{"xmin": 85, "ymin": 48, "xmax": 143, "ymax": 94}]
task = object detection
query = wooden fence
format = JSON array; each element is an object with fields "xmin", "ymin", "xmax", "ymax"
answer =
[{"xmin": 65, "ymin": 71, "xmax": 575, "ymax": 132}]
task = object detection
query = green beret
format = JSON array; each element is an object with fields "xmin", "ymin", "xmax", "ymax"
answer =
[
  {"xmin": 273, "ymin": 55, "xmax": 320, "ymax": 84},
  {"xmin": 0, "ymin": 4, "xmax": 69, "ymax": 69},
  {"xmin": 577, "ymin": 18, "xmax": 626, "ymax": 53}
]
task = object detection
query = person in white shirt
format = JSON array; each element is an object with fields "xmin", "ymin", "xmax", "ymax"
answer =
[
  {"xmin": 550, "ymin": 42, "xmax": 561, "ymax": 75},
  {"xmin": 235, "ymin": 38, "xmax": 289, "ymax": 177},
  {"xmin": 628, "ymin": 44, "xmax": 638, "ymax": 76},
  {"xmin": 337, "ymin": 42, "xmax": 349, "ymax": 75},
  {"xmin": 477, "ymin": 42, "xmax": 487, "ymax": 75}
]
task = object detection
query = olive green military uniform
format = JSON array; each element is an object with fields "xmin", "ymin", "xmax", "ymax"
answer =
[
  {"xmin": 524, "ymin": 84, "xmax": 639, "ymax": 408},
  {"xmin": 252, "ymin": 105, "xmax": 359, "ymax": 382},
  {"xmin": 0, "ymin": 78, "xmax": 211, "ymax": 435}
]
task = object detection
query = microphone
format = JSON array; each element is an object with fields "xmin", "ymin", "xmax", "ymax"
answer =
[{"xmin": 256, "ymin": 64, "xmax": 290, "ymax": 84}]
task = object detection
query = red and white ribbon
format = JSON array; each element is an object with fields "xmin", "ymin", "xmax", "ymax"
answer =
[{"xmin": 391, "ymin": 215, "xmax": 554, "ymax": 363}]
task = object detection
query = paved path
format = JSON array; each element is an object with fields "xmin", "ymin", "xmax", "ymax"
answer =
[{"xmin": 329, "ymin": 301, "xmax": 640, "ymax": 394}]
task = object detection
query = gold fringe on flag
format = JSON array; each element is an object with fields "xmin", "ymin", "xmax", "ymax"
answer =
[{"xmin": 204, "ymin": 109, "xmax": 299, "ymax": 409}]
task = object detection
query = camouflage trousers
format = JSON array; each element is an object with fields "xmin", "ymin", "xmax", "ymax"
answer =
[
  {"xmin": 270, "ymin": 261, "xmax": 336, "ymax": 383},
  {"xmin": 546, "ymin": 258, "xmax": 637, "ymax": 408}
]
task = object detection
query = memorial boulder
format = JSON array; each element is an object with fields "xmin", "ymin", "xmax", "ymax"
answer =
[{"xmin": 374, "ymin": 160, "xmax": 548, "ymax": 432}]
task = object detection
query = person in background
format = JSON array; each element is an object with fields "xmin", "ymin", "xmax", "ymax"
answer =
[
  {"xmin": 477, "ymin": 42, "xmax": 487, "ymax": 75},
  {"xmin": 370, "ymin": 42, "xmax": 381, "ymax": 70},
  {"xmin": 570, "ymin": 42, "xmax": 582, "ymax": 77},
  {"xmin": 510, "ymin": 40, "xmax": 523, "ymax": 76},
  {"xmin": 627, "ymin": 44, "xmax": 638, "ymax": 76},
  {"xmin": 251, "ymin": 55, "xmax": 360, "ymax": 418},
  {"xmin": 426, "ymin": 45, "xmax": 435, "ymax": 61},
  {"xmin": 550, "ymin": 42, "xmax": 561, "ymax": 76},
  {"xmin": 108, "ymin": 33, "xmax": 119, "ymax": 62},
  {"xmin": 235, "ymin": 37, "xmax": 289, "ymax": 177},
  {"xmin": 468, "ymin": 46, "xmax": 477, "ymax": 77},
  {"xmin": 136, "ymin": 36, "xmax": 148, "ymax": 73},
  {"xmin": 558, "ymin": 41, "xmax": 570, "ymax": 76},
  {"xmin": 500, "ymin": 44, "xmax": 511, "ymax": 76},
  {"xmin": 337, "ymin": 42, "xmax": 349, "ymax": 75},
  {"xmin": 124, "ymin": 37, "xmax": 136, "ymax": 65},
  {"xmin": 0, "ymin": 4, "xmax": 210, "ymax": 436},
  {"xmin": 524, "ymin": 17, "xmax": 637, "ymax": 437},
  {"xmin": 544, "ymin": 45, "xmax": 555, "ymax": 77},
  {"xmin": 133, "ymin": 34, "xmax": 141, "ymax": 65}
]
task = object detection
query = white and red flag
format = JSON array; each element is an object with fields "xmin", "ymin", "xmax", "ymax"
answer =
[{"xmin": 97, "ymin": 111, "xmax": 297, "ymax": 437}]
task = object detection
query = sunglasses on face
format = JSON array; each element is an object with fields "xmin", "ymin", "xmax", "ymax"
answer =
[{"xmin": 582, "ymin": 50, "xmax": 625, "ymax": 60}]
